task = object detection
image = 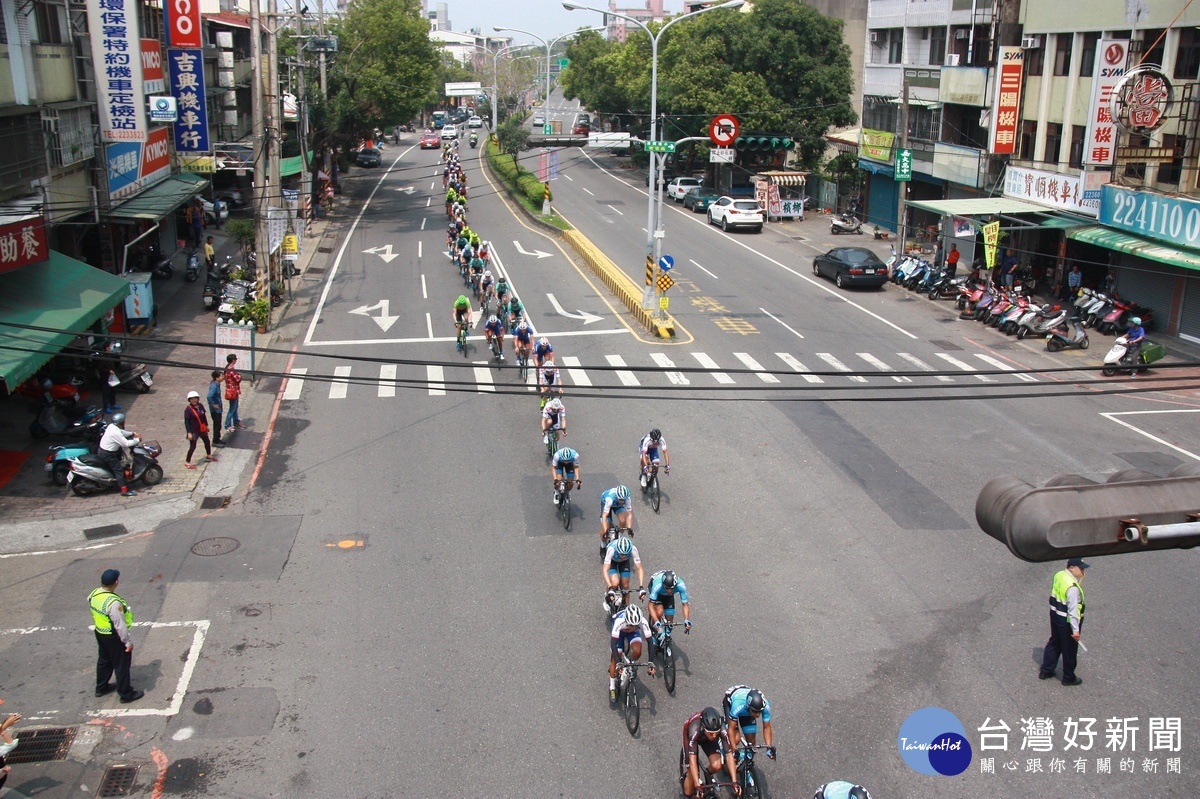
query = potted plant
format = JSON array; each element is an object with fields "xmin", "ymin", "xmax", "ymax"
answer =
[{"xmin": 236, "ymin": 297, "xmax": 271, "ymax": 332}]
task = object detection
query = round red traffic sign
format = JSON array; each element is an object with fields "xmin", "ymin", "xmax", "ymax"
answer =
[{"xmin": 709, "ymin": 114, "xmax": 740, "ymax": 146}]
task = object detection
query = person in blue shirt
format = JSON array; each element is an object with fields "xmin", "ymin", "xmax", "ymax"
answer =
[
  {"xmin": 602, "ymin": 535, "xmax": 645, "ymax": 611},
  {"xmin": 647, "ymin": 569, "xmax": 690, "ymax": 642},
  {"xmin": 534, "ymin": 337, "xmax": 554, "ymax": 368},
  {"xmin": 550, "ymin": 446, "xmax": 581, "ymax": 505},
  {"xmin": 483, "ymin": 314, "xmax": 505, "ymax": 361},
  {"xmin": 723, "ymin": 686, "xmax": 776, "ymax": 757},
  {"xmin": 512, "ymin": 320, "xmax": 532, "ymax": 366},
  {"xmin": 599, "ymin": 485, "xmax": 633, "ymax": 547},
  {"xmin": 206, "ymin": 370, "xmax": 224, "ymax": 447},
  {"xmin": 1124, "ymin": 315, "xmax": 1146, "ymax": 369}
]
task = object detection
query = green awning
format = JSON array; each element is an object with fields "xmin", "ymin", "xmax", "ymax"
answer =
[
  {"xmin": 905, "ymin": 197, "xmax": 1053, "ymax": 216},
  {"xmin": 280, "ymin": 150, "xmax": 314, "ymax": 177},
  {"xmin": 0, "ymin": 252, "xmax": 131, "ymax": 393},
  {"xmin": 1067, "ymin": 226, "xmax": 1200, "ymax": 272},
  {"xmin": 105, "ymin": 172, "xmax": 208, "ymax": 221}
]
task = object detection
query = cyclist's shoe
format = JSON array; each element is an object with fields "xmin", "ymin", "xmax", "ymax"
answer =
[
  {"xmin": 499, "ymin": 353, "xmax": 505, "ymax": 361},
  {"xmin": 609, "ymin": 687, "xmax": 618, "ymax": 704},
  {"xmin": 640, "ymin": 473, "xmax": 647, "ymax": 488},
  {"xmin": 552, "ymin": 491, "xmax": 560, "ymax": 505},
  {"xmin": 542, "ymin": 434, "xmax": 549, "ymax": 445}
]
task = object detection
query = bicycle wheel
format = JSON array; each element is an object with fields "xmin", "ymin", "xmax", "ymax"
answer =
[
  {"xmin": 649, "ymin": 474, "xmax": 660, "ymax": 513},
  {"xmin": 624, "ymin": 677, "xmax": 640, "ymax": 736},
  {"xmin": 742, "ymin": 764, "xmax": 764, "ymax": 799},
  {"xmin": 662, "ymin": 640, "xmax": 676, "ymax": 694},
  {"xmin": 562, "ymin": 492, "xmax": 572, "ymax": 531}
]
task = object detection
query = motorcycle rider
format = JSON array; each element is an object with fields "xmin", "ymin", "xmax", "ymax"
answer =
[
  {"xmin": 96, "ymin": 413, "xmax": 140, "ymax": 497},
  {"xmin": 1124, "ymin": 316, "xmax": 1146, "ymax": 376}
]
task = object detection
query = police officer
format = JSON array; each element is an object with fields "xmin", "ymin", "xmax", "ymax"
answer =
[
  {"xmin": 1039, "ymin": 557, "xmax": 1088, "ymax": 686},
  {"xmin": 89, "ymin": 569, "xmax": 143, "ymax": 703}
]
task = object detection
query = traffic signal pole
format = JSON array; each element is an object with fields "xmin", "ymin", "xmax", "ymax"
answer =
[{"xmin": 650, "ymin": 136, "xmax": 714, "ymax": 321}]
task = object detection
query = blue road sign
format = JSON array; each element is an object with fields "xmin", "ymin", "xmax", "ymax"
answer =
[{"xmin": 659, "ymin": 255, "xmax": 674, "ymax": 272}]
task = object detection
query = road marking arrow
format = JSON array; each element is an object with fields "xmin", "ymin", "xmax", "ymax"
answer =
[
  {"xmin": 546, "ymin": 293, "xmax": 603, "ymax": 324},
  {"xmin": 512, "ymin": 240, "xmax": 553, "ymax": 259},
  {"xmin": 362, "ymin": 244, "xmax": 399, "ymax": 264},
  {"xmin": 393, "ymin": 186, "xmax": 416, "ymax": 194},
  {"xmin": 349, "ymin": 299, "xmax": 400, "ymax": 332}
]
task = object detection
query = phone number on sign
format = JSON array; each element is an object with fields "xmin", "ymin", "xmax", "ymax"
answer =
[{"xmin": 103, "ymin": 130, "xmax": 148, "ymax": 141}]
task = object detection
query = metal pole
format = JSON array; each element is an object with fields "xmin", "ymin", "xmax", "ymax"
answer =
[
  {"xmin": 250, "ymin": 0, "xmax": 270, "ymax": 323},
  {"xmin": 896, "ymin": 75, "xmax": 910, "ymax": 249}
]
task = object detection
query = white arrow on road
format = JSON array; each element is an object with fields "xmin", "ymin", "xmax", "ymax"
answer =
[
  {"xmin": 546, "ymin": 293, "xmax": 603, "ymax": 324},
  {"xmin": 362, "ymin": 244, "xmax": 399, "ymax": 264},
  {"xmin": 349, "ymin": 300, "xmax": 400, "ymax": 332},
  {"xmin": 512, "ymin": 240, "xmax": 553, "ymax": 259},
  {"xmin": 393, "ymin": 186, "xmax": 416, "ymax": 194}
]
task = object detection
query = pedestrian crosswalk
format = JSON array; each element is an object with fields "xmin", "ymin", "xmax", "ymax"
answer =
[{"xmin": 279, "ymin": 348, "xmax": 1050, "ymax": 400}]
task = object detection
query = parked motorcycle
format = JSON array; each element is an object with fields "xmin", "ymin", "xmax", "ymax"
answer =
[
  {"xmin": 66, "ymin": 439, "xmax": 164, "ymax": 496},
  {"xmin": 1046, "ymin": 315, "xmax": 1090, "ymax": 352},
  {"xmin": 1102, "ymin": 335, "xmax": 1165, "ymax": 377},
  {"xmin": 1015, "ymin": 303, "xmax": 1068, "ymax": 340},
  {"xmin": 43, "ymin": 417, "xmax": 106, "ymax": 486},
  {"xmin": 184, "ymin": 248, "xmax": 201, "ymax": 282},
  {"xmin": 90, "ymin": 340, "xmax": 153, "ymax": 393},
  {"xmin": 29, "ymin": 404, "xmax": 103, "ymax": 439},
  {"xmin": 131, "ymin": 241, "xmax": 174, "ymax": 280},
  {"xmin": 830, "ymin": 214, "xmax": 863, "ymax": 235},
  {"xmin": 203, "ymin": 274, "xmax": 222, "ymax": 311}
]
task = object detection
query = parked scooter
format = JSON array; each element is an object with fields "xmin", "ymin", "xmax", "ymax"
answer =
[
  {"xmin": 92, "ymin": 341, "xmax": 153, "ymax": 393},
  {"xmin": 1046, "ymin": 315, "xmax": 1090, "ymax": 352},
  {"xmin": 203, "ymin": 273, "xmax": 222, "ymax": 311},
  {"xmin": 1102, "ymin": 335, "xmax": 1165, "ymax": 376},
  {"xmin": 184, "ymin": 248, "xmax": 201, "ymax": 282},
  {"xmin": 66, "ymin": 439, "xmax": 164, "ymax": 496},
  {"xmin": 29, "ymin": 404, "xmax": 103, "ymax": 439},
  {"xmin": 830, "ymin": 214, "xmax": 863, "ymax": 235},
  {"xmin": 1016, "ymin": 303, "xmax": 1068, "ymax": 340},
  {"xmin": 43, "ymin": 417, "xmax": 106, "ymax": 486},
  {"xmin": 132, "ymin": 241, "xmax": 174, "ymax": 280}
]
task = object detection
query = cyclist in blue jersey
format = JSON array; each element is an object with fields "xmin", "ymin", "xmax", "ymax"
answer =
[
  {"xmin": 639, "ymin": 427, "xmax": 670, "ymax": 488},
  {"xmin": 602, "ymin": 535, "xmax": 645, "ymax": 602},
  {"xmin": 723, "ymin": 686, "xmax": 776, "ymax": 756},
  {"xmin": 513, "ymin": 320, "xmax": 532, "ymax": 366},
  {"xmin": 608, "ymin": 603, "xmax": 654, "ymax": 703},
  {"xmin": 647, "ymin": 569, "xmax": 690, "ymax": 643},
  {"xmin": 550, "ymin": 446, "xmax": 581, "ymax": 504},
  {"xmin": 599, "ymin": 485, "xmax": 634, "ymax": 546},
  {"xmin": 534, "ymin": 336, "xmax": 554, "ymax": 367},
  {"xmin": 483, "ymin": 314, "xmax": 505, "ymax": 360}
]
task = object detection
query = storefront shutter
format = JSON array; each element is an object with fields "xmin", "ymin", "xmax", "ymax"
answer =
[
  {"xmin": 1111, "ymin": 266, "xmax": 1177, "ymax": 333},
  {"xmin": 1179, "ymin": 276, "xmax": 1200, "ymax": 343}
]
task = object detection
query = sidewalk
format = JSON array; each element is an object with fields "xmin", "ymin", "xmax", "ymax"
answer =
[{"xmin": 0, "ymin": 207, "xmax": 341, "ymax": 550}]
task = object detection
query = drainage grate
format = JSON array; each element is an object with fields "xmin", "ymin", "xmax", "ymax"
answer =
[
  {"xmin": 317, "ymin": 246, "xmax": 334, "ymax": 253},
  {"xmin": 307, "ymin": 267, "xmax": 326, "ymax": 275},
  {"xmin": 6, "ymin": 726, "xmax": 76, "ymax": 764},
  {"xmin": 198, "ymin": 496, "xmax": 230, "ymax": 510},
  {"xmin": 84, "ymin": 524, "xmax": 128, "ymax": 541},
  {"xmin": 97, "ymin": 763, "xmax": 139, "ymax": 797},
  {"xmin": 930, "ymin": 339, "xmax": 964, "ymax": 350},
  {"xmin": 190, "ymin": 536, "xmax": 240, "ymax": 556}
]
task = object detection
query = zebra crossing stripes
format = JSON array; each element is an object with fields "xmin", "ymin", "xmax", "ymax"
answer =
[
  {"xmin": 734, "ymin": 353, "xmax": 780, "ymax": 383},
  {"xmin": 897, "ymin": 353, "xmax": 953, "ymax": 383},
  {"xmin": 857, "ymin": 353, "xmax": 911, "ymax": 383},
  {"xmin": 974, "ymin": 353, "xmax": 1037, "ymax": 382},
  {"xmin": 379, "ymin": 364, "xmax": 397, "ymax": 397},
  {"xmin": 650, "ymin": 353, "xmax": 689, "ymax": 385},
  {"xmin": 775, "ymin": 353, "xmax": 824, "ymax": 384},
  {"xmin": 427, "ymin": 365, "xmax": 446, "ymax": 395},
  {"xmin": 560, "ymin": 356, "xmax": 591, "ymax": 387},
  {"xmin": 935, "ymin": 353, "xmax": 995, "ymax": 382},
  {"xmin": 282, "ymin": 368, "xmax": 308, "ymax": 400},
  {"xmin": 692, "ymin": 352, "xmax": 734, "ymax": 384},
  {"xmin": 606, "ymin": 354, "xmax": 640, "ymax": 387},
  {"xmin": 817, "ymin": 353, "xmax": 867, "ymax": 383},
  {"xmin": 329, "ymin": 366, "xmax": 352, "ymax": 398},
  {"xmin": 474, "ymin": 364, "xmax": 495, "ymax": 392}
]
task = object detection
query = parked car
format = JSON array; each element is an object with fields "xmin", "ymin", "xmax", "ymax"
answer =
[
  {"xmin": 441, "ymin": 124, "xmax": 459, "ymax": 140},
  {"xmin": 420, "ymin": 130, "xmax": 440, "ymax": 149},
  {"xmin": 578, "ymin": 113, "xmax": 591, "ymax": 127},
  {"xmin": 666, "ymin": 177, "xmax": 704, "ymax": 202},
  {"xmin": 356, "ymin": 147, "xmax": 382, "ymax": 167},
  {"xmin": 706, "ymin": 197, "xmax": 763, "ymax": 232},
  {"xmin": 573, "ymin": 122, "xmax": 590, "ymax": 135},
  {"xmin": 200, "ymin": 198, "xmax": 228, "ymax": 226},
  {"xmin": 532, "ymin": 112, "xmax": 546, "ymax": 126},
  {"xmin": 467, "ymin": 116, "xmax": 483, "ymax": 128},
  {"xmin": 682, "ymin": 187, "xmax": 721, "ymax": 213},
  {"xmin": 812, "ymin": 246, "xmax": 889, "ymax": 288}
]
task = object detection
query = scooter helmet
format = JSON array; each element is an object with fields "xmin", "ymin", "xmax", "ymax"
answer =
[
  {"xmin": 746, "ymin": 689, "xmax": 766, "ymax": 714},
  {"xmin": 614, "ymin": 485, "xmax": 630, "ymax": 501},
  {"xmin": 701, "ymin": 706, "xmax": 723, "ymax": 732},
  {"xmin": 187, "ymin": 390, "xmax": 200, "ymax": 400},
  {"xmin": 109, "ymin": 413, "xmax": 127, "ymax": 425},
  {"xmin": 622, "ymin": 603, "xmax": 643, "ymax": 628},
  {"xmin": 1130, "ymin": 316, "xmax": 1142, "ymax": 325}
]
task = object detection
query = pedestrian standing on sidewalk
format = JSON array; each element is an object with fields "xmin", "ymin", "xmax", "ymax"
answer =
[
  {"xmin": 0, "ymin": 711, "xmax": 21, "ymax": 790},
  {"xmin": 224, "ymin": 353, "xmax": 244, "ymax": 432},
  {"xmin": 89, "ymin": 569, "xmax": 143, "ymax": 704},
  {"xmin": 207, "ymin": 370, "xmax": 225, "ymax": 447},
  {"xmin": 1039, "ymin": 557, "xmax": 1089, "ymax": 686},
  {"xmin": 204, "ymin": 235, "xmax": 215, "ymax": 271},
  {"xmin": 183, "ymin": 391, "xmax": 216, "ymax": 469},
  {"xmin": 212, "ymin": 197, "xmax": 224, "ymax": 230}
]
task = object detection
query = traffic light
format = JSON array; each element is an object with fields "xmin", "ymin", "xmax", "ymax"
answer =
[
  {"xmin": 734, "ymin": 134, "xmax": 794, "ymax": 152},
  {"xmin": 976, "ymin": 465, "xmax": 1200, "ymax": 562}
]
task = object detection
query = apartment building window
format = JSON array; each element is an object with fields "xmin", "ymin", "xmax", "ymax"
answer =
[
  {"xmin": 33, "ymin": 1, "xmax": 64, "ymax": 44},
  {"xmin": 1025, "ymin": 40, "xmax": 1044, "ymax": 76},
  {"xmin": 1139, "ymin": 29, "xmax": 1165, "ymax": 67},
  {"xmin": 1079, "ymin": 33, "xmax": 1100, "ymax": 77},
  {"xmin": 1068, "ymin": 125, "xmax": 1085, "ymax": 168},
  {"xmin": 908, "ymin": 106, "xmax": 940, "ymax": 142},
  {"xmin": 1053, "ymin": 33, "xmax": 1073, "ymax": 76},
  {"xmin": 888, "ymin": 29, "xmax": 904, "ymax": 64},
  {"xmin": 0, "ymin": 112, "xmax": 48, "ymax": 196},
  {"xmin": 928, "ymin": 27, "xmax": 946, "ymax": 66},
  {"xmin": 1176, "ymin": 28, "xmax": 1200, "ymax": 79},
  {"xmin": 862, "ymin": 101, "xmax": 897, "ymax": 134},
  {"xmin": 1019, "ymin": 121, "xmax": 1038, "ymax": 160},
  {"xmin": 1044, "ymin": 122, "xmax": 1063, "ymax": 164},
  {"xmin": 1158, "ymin": 134, "xmax": 1184, "ymax": 186}
]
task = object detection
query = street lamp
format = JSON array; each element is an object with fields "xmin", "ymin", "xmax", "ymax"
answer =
[
  {"xmin": 564, "ymin": 0, "xmax": 744, "ymax": 321},
  {"xmin": 493, "ymin": 26, "xmax": 605, "ymax": 122}
]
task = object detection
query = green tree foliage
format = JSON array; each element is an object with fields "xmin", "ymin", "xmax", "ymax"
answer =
[{"xmin": 495, "ymin": 117, "xmax": 530, "ymax": 167}]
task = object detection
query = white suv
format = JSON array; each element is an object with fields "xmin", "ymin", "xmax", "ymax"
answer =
[
  {"xmin": 441, "ymin": 124, "xmax": 459, "ymax": 140},
  {"xmin": 707, "ymin": 197, "xmax": 764, "ymax": 232},
  {"xmin": 666, "ymin": 177, "xmax": 703, "ymax": 202}
]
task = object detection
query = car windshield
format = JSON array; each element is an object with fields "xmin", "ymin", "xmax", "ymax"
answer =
[
  {"xmin": 733, "ymin": 201, "xmax": 760, "ymax": 211},
  {"xmin": 842, "ymin": 249, "xmax": 879, "ymax": 265}
]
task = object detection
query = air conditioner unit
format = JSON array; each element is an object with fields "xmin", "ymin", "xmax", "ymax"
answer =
[
  {"xmin": 870, "ymin": 31, "xmax": 883, "ymax": 45},
  {"xmin": 954, "ymin": 29, "xmax": 970, "ymax": 40},
  {"xmin": 1021, "ymin": 35, "xmax": 1042, "ymax": 49},
  {"xmin": 945, "ymin": 53, "xmax": 961, "ymax": 66}
]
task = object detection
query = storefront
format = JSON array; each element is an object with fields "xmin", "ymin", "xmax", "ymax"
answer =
[{"xmin": 101, "ymin": 172, "xmax": 208, "ymax": 273}]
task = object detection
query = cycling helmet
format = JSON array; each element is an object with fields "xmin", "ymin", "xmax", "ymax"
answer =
[
  {"xmin": 622, "ymin": 603, "xmax": 643, "ymax": 627},
  {"xmin": 613, "ymin": 536, "xmax": 633, "ymax": 557},
  {"xmin": 538, "ymin": 337, "xmax": 550, "ymax": 348},
  {"xmin": 558, "ymin": 447, "xmax": 578, "ymax": 462},
  {"xmin": 482, "ymin": 269, "xmax": 493, "ymax": 279},
  {"xmin": 547, "ymin": 398, "xmax": 564, "ymax": 411},
  {"xmin": 487, "ymin": 314, "xmax": 499, "ymax": 324},
  {"xmin": 747, "ymin": 689, "xmax": 766, "ymax": 714},
  {"xmin": 816, "ymin": 783, "xmax": 872, "ymax": 799},
  {"xmin": 701, "ymin": 706, "xmax": 723, "ymax": 732},
  {"xmin": 455, "ymin": 295, "xmax": 470, "ymax": 308},
  {"xmin": 1130, "ymin": 316, "xmax": 1142, "ymax": 325},
  {"xmin": 614, "ymin": 485, "xmax": 630, "ymax": 501},
  {"xmin": 187, "ymin": 390, "xmax": 200, "ymax": 399},
  {"xmin": 662, "ymin": 571, "xmax": 677, "ymax": 590},
  {"xmin": 109, "ymin": 412, "xmax": 127, "ymax": 425},
  {"xmin": 649, "ymin": 428, "xmax": 662, "ymax": 442},
  {"xmin": 517, "ymin": 321, "xmax": 529, "ymax": 332}
]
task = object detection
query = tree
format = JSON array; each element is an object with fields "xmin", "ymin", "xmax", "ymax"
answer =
[{"xmin": 495, "ymin": 117, "xmax": 530, "ymax": 167}]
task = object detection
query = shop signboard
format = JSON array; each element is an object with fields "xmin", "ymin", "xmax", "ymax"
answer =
[
  {"xmin": 1002, "ymin": 165, "xmax": 1099, "ymax": 217},
  {"xmin": 164, "ymin": 0, "xmax": 202, "ymax": 48},
  {"xmin": 1100, "ymin": 185, "xmax": 1200, "ymax": 250},
  {"xmin": 0, "ymin": 216, "xmax": 49, "ymax": 275},
  {"xmin": 88, "ymin": 0, "xmax": 147, "ymax": 142},
  {"xmin": 215, "ymin": 322, "xmax": 255, "ymax": 374},
  {"xmin": 860, "ymin": 129, "xmax": 895, "ymax": 163},
  {"xmin": 106, "ymin": 126, "xmax": 171, "ymax": 202},
  {"xmin": 1083, "ymin": 39, "xmax": 1129, "ymax": 166},
  {"xmin": 168, "ymin": 48, "xmax": 210, "ymax": 153},
  {"xmin": 779, "ymin": 199, "xmax": 806, "ymax": 218},
  {"xmin": 141, "ymin": 39, "xmax": 165, "ymax": 94},
  {"xmin": 988, "ymin": 48, "xmax": 1024, "ymax": 155},
  {"xmin": 894, "ymin": 148, "xmax": 913, "ymax": 181}
]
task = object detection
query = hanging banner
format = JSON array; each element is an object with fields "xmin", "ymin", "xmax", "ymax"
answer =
[
  {"xmin": 168, "ymin": 48, "xmax": 210, "ymax": 153},
  {"xmin": 141, "ymin": 39, "xmax": 165, "ymax": 94},
  {"xmin": 105, "ymin": 126, "xmax": 172, "ymax": 202},
  {"xmin": 88, "ymin": 0, "xmax": 147, "ymax": 142},
  {"xmin": 982, "ymin": 220, "xmax": 1001, "ymax": 270},
  {"xmin": 989, "ymin": 48, "xmax": 1024, "ymax": 155},
  {"xmin": 164, "ymin": 0, "xmax": 202, "ymax": 48},
  {"xmin": 1083, "ymin": 39, "xmax": 1129, "ymax": 166},
  {"xmin": 860, "ymin": 129, "xmax": 895, "ymax": 163}
]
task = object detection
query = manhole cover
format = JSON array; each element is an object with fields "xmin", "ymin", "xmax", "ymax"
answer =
[
  {"xmin": 198, "ymin": 496, "xmax": 230, "ymax": 510},
  {"xmin": 84, "ymin": 524, "xmax": 127, "ymax": 541},
  {"xmin": 98, "ymin": 763, "xmax": 139, "ymax": 797},
  {"xmin": 191, "ymin": 537, "xmax": 240, "ymax": 556},
  {"xmin": 6, "ymin": 726, "xmax": 76, "ymax": 764}
]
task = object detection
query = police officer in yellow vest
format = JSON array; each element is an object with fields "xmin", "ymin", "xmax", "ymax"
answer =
[
  {"xmin": 89, "ymin": 569, "xmax": 143, "ymax": 703},
  {"xmin": 1039, "ymin": 557, "xmax": 1089, "ymax": 686}
]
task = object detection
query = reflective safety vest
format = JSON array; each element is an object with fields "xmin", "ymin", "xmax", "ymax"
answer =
[
  {"xmin": 1049, "ymin": 570, "xmax": 1084, "ymax": 625},
  {"xmin": 89, "ymin": 588, "xmax": 133, "ymax": 634}
]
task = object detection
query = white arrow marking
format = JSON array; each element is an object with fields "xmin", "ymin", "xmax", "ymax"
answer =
[
  {"xmin": 393, "ymin": 186, "xmax": 416, "ymax": 194},
  {"xmin": 512, "ymin": 240, "xmax": 553, "ymax": 259},
  {"xmin": 362, "ymin": 244, "xmax": 399, "ymax": 264},
  {"xmin": 546, "ymin": 293, "xmax": 602, "ymax": 324},
  {"xmin": 349, "ymin": 299, "xmax": 400, "ymax": 332}
]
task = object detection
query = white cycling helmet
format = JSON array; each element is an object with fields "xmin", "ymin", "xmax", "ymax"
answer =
[
  {"xmin": 613, "ymin": 536, "xmax": 633, "ymax": 557},
  {"xmin": 187, "ymin": 390, "xmax": 200, "ymax": 400},
  {"xmin": 487, "ymin": 314, "xmax": 499, "ymax": 324},
  {"xmin": 517, "ymin": 321, "xmax": 529, "ymax": 331},
  {"xmin": 538, "ymin": 337, "xmax": 550, "ymax": 348},
  {"xmin": 482, "ymin": 269, "xmax": 493, "ymax": 279},
  {"xmin": 547, "ymin": 398, "xmax": 564, "ymax": 411},
  {"xmin": 622, "ymin": 603, "xmax": 643, "ymax": 627}
]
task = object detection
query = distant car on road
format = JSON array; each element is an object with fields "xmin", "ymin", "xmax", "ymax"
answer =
[
  {"xmin": 467, "ymin": 116, "xmax": 483, "ymax": 128},
  {"xmin": 420, "ymin": 131, "xmax": 440, "ymax": 149},
  {"xmin": 200, "ymin": 198, "xmax": 228, "ymax": 225},
  {"xmin": 441, "ymin": 124, "xmax": 459, "ymax": 140},
  {"xmin": 707, "ymin": 197, "xmax": 763, "ymax": 232},
  {"xmin": 666, "ymin": 177, "xmax": 703, "ymax": 202},
  {"xmin": 682, "ymin": 187, "xmax": 721, "ymax": 213},
  {"xmin": 532, "ymin": 112, "xmax": 546, "ymax": 126},
  {"xmin": 573, "ymin": 122, "xmax": 590, "ymax": 135},
  {"xmin": 355, "ymin": 147, "xmax": 382, "ymax": 167},
  {"xmin": 812, "ymin": 246, "xmax": 889, "ymax": 288}
]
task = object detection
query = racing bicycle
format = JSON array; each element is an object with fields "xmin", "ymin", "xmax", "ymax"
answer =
[
  {"xmin": 653, "ymin": 620, "xmax": 686, "ymax": 694},
  {"xmin": 616, "ymin": 649, "xmax": 652, "ymax": 736},
  {"xmin": 555, "ymin": 478, "xmax": 579, "ymax": 531}
]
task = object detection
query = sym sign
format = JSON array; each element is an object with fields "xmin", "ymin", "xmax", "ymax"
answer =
[
  {"xmin": 1083, "ymin": 39, "xmax": 1128, "ymax": 166},
  {"xmin": 164, "ymin": 0, "xmax": 201, "ymax": 48}
]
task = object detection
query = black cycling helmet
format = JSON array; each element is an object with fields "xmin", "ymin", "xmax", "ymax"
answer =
[
  {"xmin": 662, "ymin": 571, "xmax": 677, "ymax": 590},
  {"xmin": 650, "ymin": 428, "xmax": 662, "ymax": 441},
  {"xmin": 747, "ymin": 689, "xmax": 766, "ymax": 714},
  {"xmin": 701, "ymin": 707, "xmax": 722, "ymax": 732}
]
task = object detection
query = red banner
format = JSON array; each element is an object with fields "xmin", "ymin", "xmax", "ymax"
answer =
[
  {"xmin": 989, "ymin": 47, "xmax": 1024, "ymax": 155},
  {"xmin": 164, "ymin": 0, "xmax": 201, "ymax": 48},
  {"xmin": 0, "ymin": 216, "xmax": 49, "ymax": 275},
  {"xmin": 142, "ymin": 126, "xmax": 171, "ymax": 175},
  {"xmin": 141, "ymin": 38, "xmax": 164, "ymax": 92}
]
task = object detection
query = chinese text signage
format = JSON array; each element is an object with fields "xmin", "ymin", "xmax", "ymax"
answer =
[
  {"xmin": 894, "ymin": 148, "xmax": 913, "ymax": 181},
  {"xmin": 1084, "ymin": 40, "xmax": 1129, "ymax": 166},
  {"xmin": 859, "ymin": 129, "xmax": 895, "ymax": 163},
  {"xmin": 106, "ymin": 126, "xmax": 171, "ymax": 201},
  {"xmin": 989, "ymin": 48, "xmax": 1024, "ymax": 155},
  {"xmin": 0, "ymin": 217, "xmax": 49, "ymax": 275},
  {"xmin": 1003, "ymin": 166, "xmax": 1099, "ymax": 218},
  {"xmin": 1112, "ymin": 66, "xmax": 1174, "ymax": 135},
  {"xmin": 168, "ymin": 49, "xmax": 210, "ymax": 152},
  {"xmin": 88, "ymin": 0, "xmax": 147, "ymax": 142},
  {"xmin": 1100, "ymin": 185, "xmax": 1200, "ymax": 250}
]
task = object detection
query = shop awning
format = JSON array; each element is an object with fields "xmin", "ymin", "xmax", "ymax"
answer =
[
  {"xmin": 825, "ymin": 128, "xmax": 860, "ymax": 149},
  {"xmin": 1067, "ymin": 226, "xmax": 1200, "ymax": 272},
  {"xmin": 105, "ymin": 172, "xmax": 208, "ymax": 222},
  {"xmin": 754, "ymin": 171, "xmax": 808, "ymax": 187},
  {"xmin": 905, "ymin": 197, "xmax": 1052, "ymax": 216},
  {"xmin": 0, "ymin": 253, "xmax": 131, "ymax": 394}
]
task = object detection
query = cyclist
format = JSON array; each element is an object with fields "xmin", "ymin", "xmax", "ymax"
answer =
[
  {"xmin": 467, "ymin": 228, "xmax": 482, "ymax": 251},
  {"xmin": 722, "ymin": 686, "xmax": 776, "ymax": 758},
  {"xmin": 504, "ymin": 296, "xmax": 525, "ymax": 332},
  {"xmin": 534, "ymin": 336, "xmax": 554, "ymax": 367},
  {"xmin": 478, "ymin": 241, "xmax": 490, "ymax": 266},
  {"xmin": 446, "ymin": 222, "xmax": 459, "ymax": 255},
  {"xmin": 538, "ymin": 356, "xmax": 562, "ymax": 403},
  {"xmin": 682, "ymin": 707, "xmax": 739, "ymax": 798},
  {"xmin": 815, "ymin": 783, "xmax": 872, "ymax": 799},
  {"xmin": 647, "ymin": 569, "xmax": 690, "ymax": 644},
  {"xmin": 483, "ymin": 314, "xmax": 505, "ymax": 360},
  {"xmin": 454, "ymin": 230, "xmax": 470, "ymax": 262},
  {"xmin": 639, "ymin": 427, "xmax": 670, "ymax": 488},
  {"xmin": 603, "ymin": 535, "xmax": 645, "ymax": 609},
  {"xmin": 608, "ymin": 602, "xmax": 654, "ymax": 703},
  {"xmin": 495, "ymin": 275, "xmax": 511, "ymax": 309},
  {"xmin": 513, "ymin": 320, "xmax": 533, "ymax": 366},
  {"xmin": 469, "ymin": 251, "xmax": 486, "ymax": 295},
  {"xmin": 541, "ymin": 397, "xmax": 566, "ymax": 445},
  {"xmin": 479, "ymin": 269, "xmax": 496, "ymax": 310},
  {"xmin": 599, "ymin": 484, "xmax": 634, "ymax": 546},
  {"xmin": 550, "ymin": 446, "xmax": 581, "ymax": 505},
  {"xmin": 451, "ymin": 295, "xmax": 473, "ymax": 349}
]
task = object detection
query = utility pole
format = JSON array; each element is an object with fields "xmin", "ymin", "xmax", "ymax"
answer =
[
  {"xmin": 896, "ymin": 75, "xmax": 910, "ymax": 248},
  {"xmin": 294, "ymin": 3, "xmax": 309, "ymax": 206},
  {"xmin": 250, "ymin": 0, "xmax": 270, "ymax": 324},
  {"xmin": 265, "ymin": 0, "xmax": 282, "ymax": 319},
  {"xmin": 317, "ymin": 0, "xmax": 327, "ymax": 99}
]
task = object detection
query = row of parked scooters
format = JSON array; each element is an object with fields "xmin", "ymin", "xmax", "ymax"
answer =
[{"xmin": 201, "ymin": 253, "xmax": 287, "ymax": 315}]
